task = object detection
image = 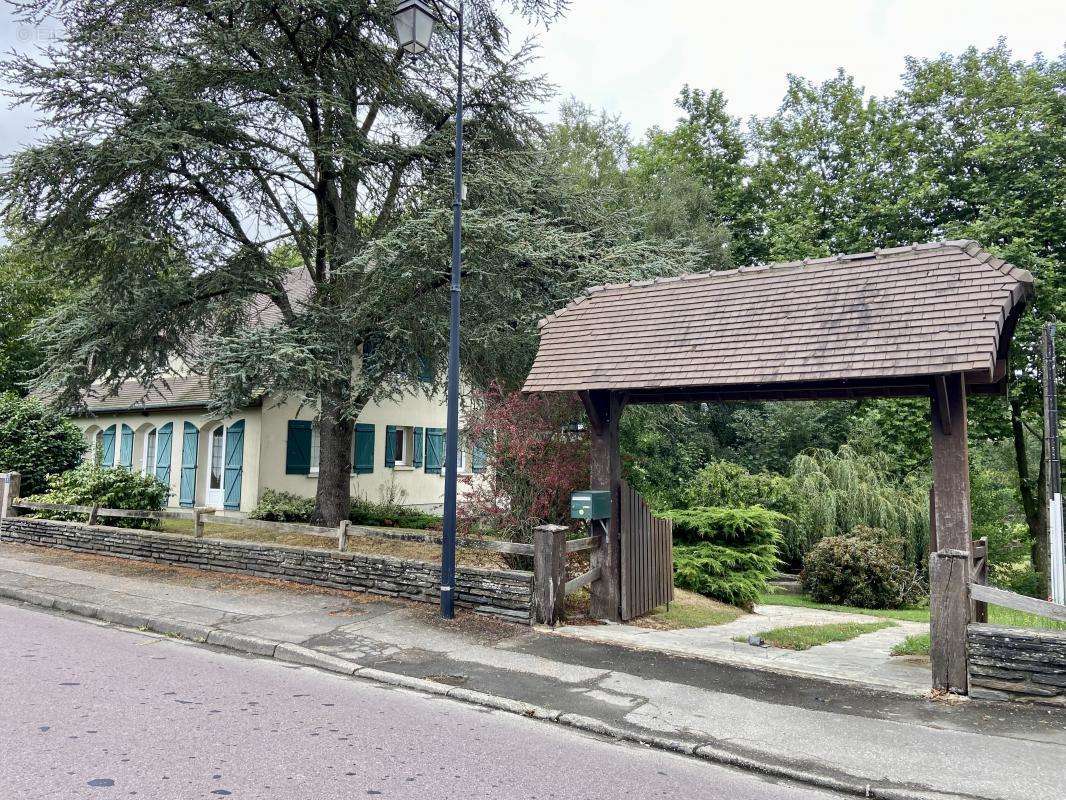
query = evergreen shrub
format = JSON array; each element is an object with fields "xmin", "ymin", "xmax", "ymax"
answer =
[
  {"xmin": 0, "ymin": 392, "xmax": 85, "ymax": 496},
  {"xmin": 802, "ymin": 527, "xmax": 924, "ymax": 609},
  {"xmin": 25, "ymin": 462, "xmax": 168, "ymax": 529},
  {"xmin": 249, "ymin": 489, "xmax": 315, "ymax": 522},
  {"xmin": 666, "ymin": 505, "xmax": 783, "ymax": 610}
]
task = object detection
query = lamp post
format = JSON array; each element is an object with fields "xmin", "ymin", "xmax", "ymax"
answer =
[{"xmin": 393, "ymin": 0, "xmax": 463, "ymax": 619}]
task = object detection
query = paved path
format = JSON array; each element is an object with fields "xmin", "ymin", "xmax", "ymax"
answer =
[
  {"xmin": 554, "ymin": 604, "xmax": 931, "ymax": 693},
  {"xmin": 0, "ymin": 603, "xmax": 837, "ymax": 800},
  {"xmin": 1, "ymin": 543, "xmax": 1064, "ymax": 800}
]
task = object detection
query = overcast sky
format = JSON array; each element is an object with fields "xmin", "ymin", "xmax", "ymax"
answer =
[{"xmin": 1, "ymin": 0, "xmax": 1063, "ymax": 156}]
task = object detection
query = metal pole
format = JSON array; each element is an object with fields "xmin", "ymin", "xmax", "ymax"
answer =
[
  {"xmin": 1044, "ymin": 322, "xmax": 1065, "ymax": 604},
  {"xmin": 440, "ymin": 0, "xmax": 463, "ymax": 618}
]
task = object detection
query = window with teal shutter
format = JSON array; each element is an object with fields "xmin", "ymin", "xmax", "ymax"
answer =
[
  {"xmin": 179, "ymin": 422, "xmax": 199, "ymax": 507},
  {"xmin": 384, "ymin": 425, "xmax": 397, "ymax": 467},
  {"xmin": 472, "ymin": 444, "xmax": 487, "ymax": 474},
  {"xmin": 285, "ymin": 420, "xmax": 313, "ymax": 475},
  {"xmin": 223, "ymin": 420, "xmax": 245, "ymax": 510},
  {"xmin": 353, "ymin": 424, "xmax": 375, "ymax": 474},
  {"xmin": 155, "ymin": 422, "xmax": 173, "ymax": 487},
  {"xmin": 100, "ymin": 425, "xmax": 116, "ymax": 467},
  {"xmin": 424, "ymin": 428, "xmax": 444, "ymax": 473},
  {"xmin": 412, "ymin": 427, "xmax": 424, "ymax": 468},
  {"xmin": 118, "ymin": 424, "xmax": 134, "ymax": 469}
]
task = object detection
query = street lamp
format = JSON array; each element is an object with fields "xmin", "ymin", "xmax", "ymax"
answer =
[{"xmin": 392, "ymin": 0, "xmax": 464, "ymax": 619}]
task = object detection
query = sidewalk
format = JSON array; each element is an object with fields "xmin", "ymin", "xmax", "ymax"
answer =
[{"xmin": 1, "ymin": 542, "xmax": 1063, "ymax": 800}]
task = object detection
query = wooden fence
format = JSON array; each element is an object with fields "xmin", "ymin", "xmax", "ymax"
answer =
[
  {"xmin": 532, "ymin": 523, "xmax": 602, "ymax": 626},
  {"xmin": 620, "ymin": 481, "xmax": 673, "ymax": 621}
]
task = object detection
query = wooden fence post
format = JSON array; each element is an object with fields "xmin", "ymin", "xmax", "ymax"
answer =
[
  {"xmin": 338, "ymin": 519, "xmax": 350, "ymax": 552},
  {"xmin": 971, "ymin": 537, "xmax": 988, "ymax": 624},
  {"xmin": 534, "ymin": 524, "xmax": 568, "ymax": 626},
  {"xmin": 87, "ymin": 504, "xmax": 99, "ymax": 526},
  {"xmin": 0, "ymin": 472, "xmax": 20, "ymax": 521},
  {"xmin": 194, "ymin": 507, "xmax": 216, "ymax": 538}
]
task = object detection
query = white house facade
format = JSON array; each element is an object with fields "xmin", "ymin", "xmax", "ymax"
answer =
[{"xmin": 72, "ymin": 375, "xmax": 482, "ymax": 514}]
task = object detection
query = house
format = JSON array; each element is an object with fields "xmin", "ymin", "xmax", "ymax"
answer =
[{"xmin": 71, "ymin": 376, "xmax": 484, "ymax": 514}]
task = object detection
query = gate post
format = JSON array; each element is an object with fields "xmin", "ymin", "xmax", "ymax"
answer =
[
  {"xmin": 534, "ymin": 524, "xmax": 567, "ymax": 626},
  {"xmin": 582, "ymin": 390, "xmax": 624, "ymax": 622},
  {"xmin": 1, "ymin": 472, "xmax": 21, "ymax": 521},
  {"xmin": 929, "ymin": 374, "xmax": 972, "ymax": 693}
]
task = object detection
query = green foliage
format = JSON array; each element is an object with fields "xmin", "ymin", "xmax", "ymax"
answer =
[
  {"xmin": 349, "ymin": 496, "xmax": 440, "ymax": 531},
  {"xmin": 743, "ymin": 620, "xmax": 895, "ymax": 651},
  {"xmin": 667, "ymin": 506, "xmax": 782, "ymax": 609},
  {"xmin": 25, "ymin": 462, "xmax": 168, "ymax": 529},
  {"xmin": 891, "ymin": 633, "xmax": 931, "ymax": 657},
  {"xmin": 0, "ymin": 241, "xmax": 60, "ymax": 394},
  {"xmin": 989, "ymin": 561, "xmax": 1044, "ymax": 599},
  {"xmin": 789, "ymin": 446, "xmax": 929, "ymax": 569},
  {"xmin": 802, "ymin": 531, "xmax": 924, "ymax": 609},
  {"xmin": 249, "ymin": 490, "xmax": 316, "ymax": 523},
  {"xmin": 0, "ymin": 392, "xmax": 85, "ymax": 496}
]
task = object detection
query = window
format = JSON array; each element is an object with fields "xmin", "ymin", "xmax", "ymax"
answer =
[
  {"xmin": 309, "ymin": 426, "xmax": 321, "ymax": 474},
  {"xmin": 456, "ymin": 448, "xmax": 466, "ymax": 472},
  {"xmin": 209, "ymin": 426, "xmax": 225, "ymax": 491},
  {"xmin": 392, "ymin": 426, "xmax": 409, "ymax": 466},
  {"xmin": 142, "ymin": 428, "xmax": 157, "ymax": 475}
]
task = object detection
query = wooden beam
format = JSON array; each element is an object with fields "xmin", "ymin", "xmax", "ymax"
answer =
[
  {"xmin": 929, "ymin": 373, "xmax": 972, "ymax": 694},
  {"xmin": 970, "ymin": 583, "xmax": 1066, "ymax": 623},
  {"xmin": 586, "ymin": 389, "xmax": 624, "ymax": 622}
]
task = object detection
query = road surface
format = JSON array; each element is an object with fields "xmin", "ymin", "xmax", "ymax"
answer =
[{"xmin": 0, "ymin": 602, "xmax": 840, "ymax": 799}]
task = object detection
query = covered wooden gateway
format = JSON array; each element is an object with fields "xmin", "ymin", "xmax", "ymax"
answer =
[{"xmin": 524, "ymin": 240, "xmax": 1033, "ymax": 694}]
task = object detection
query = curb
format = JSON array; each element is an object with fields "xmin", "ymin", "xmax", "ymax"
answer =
[{"xmin": 0, "ymin": 586, "xmax": 969, "ymax": 800}]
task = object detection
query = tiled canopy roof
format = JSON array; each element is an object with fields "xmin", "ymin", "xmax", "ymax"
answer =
[{"xmin": 523, "ymin": 241, "xmax": 1033, "ymax": 398}]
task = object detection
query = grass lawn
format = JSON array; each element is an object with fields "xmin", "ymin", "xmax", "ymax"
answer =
[
  {"xmin": 891, "ymin": 633, "xmax": 931, "ymax": 657},
  {"xmin": 757, "ymin": 591, "xmax": 1066, "ymax": 631},
  {"xmin": 633, "ymin": 589, "xmax": 746, "ymax": 630},
  {"xmin": 736, "ymin": 620, "xmax": 896, "ymax": 651}
]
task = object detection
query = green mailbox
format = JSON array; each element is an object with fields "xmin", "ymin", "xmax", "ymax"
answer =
[{"xmin": 570, "ymin": 490, "xmax": 611, "ymax": 521}]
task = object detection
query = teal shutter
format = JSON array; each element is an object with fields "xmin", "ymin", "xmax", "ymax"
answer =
[
  {"xmin": 413, "ymin": 427, "xmax": 424, "ymax": 468},
  {"xmin": 353, "ymin": 424, "xmax": 375, "ymax": 474},
  {"xmin": 384, "ymin": 425, "xmax": 397, "ymax": 467},
  {"xmin": 223, "ymin": 420, "xmax": 245, "ymax": 511},
  {"xmin": 100, "ymin": 424, "xmax": 116, "ymax": 467},
  {"xmin": 179, "ymin": 422, "xmax": 199, "ymax": 507},
  {"xmin": 472, "ymin": 444, "xmax": 487, "ymax": 474},
  {"xmin": 425, "ymin": 428, "xmax": 444, "ymax": 473},
  {"xmin": 285, "ymin": 420, "xmax": 312, "ymax": 475},
  {"xmin": 155, "ymin": 422, "xmax": 173, "ymax": 486},
  {"xmin": 118, "ymin": 424, "xmax": 134, "ymax": 469}
]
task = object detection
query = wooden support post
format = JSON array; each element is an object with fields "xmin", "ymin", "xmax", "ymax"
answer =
[
  {"xmin": 338, "ymin": 519, "xmax": 350, "ymax": 552},
  {"xmin": 971, "ymin": 537, "xmax": 989, "ymax": 624},
  {"xmin": 582, "ymin": 390, "xmax": 624, "ymax": 622},
  {"xmin": 533, "ymin": 524, "xmax": 568, "ymax": 626},
  {"xmin": 929, "ymin": 373, "xmax": 972, "ymax": 693},
  {"xmin": 0, "ymin": 472, "xmax": 20, "ymax": 521},
  {"xmin": 87, "ymin": 504, "xmax": 99, "ymax": 527},
  {"xmin": 194, "ymin": 507, "xmax": 215, "ymax": 538}
]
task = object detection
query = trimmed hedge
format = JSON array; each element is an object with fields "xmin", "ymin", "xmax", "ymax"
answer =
[
  {"xmin": 0, "ymin": 392, "xmax": 85, "ymax": 496},
  {"xmin": 666, "ymin": 505, "xmax": 783, "ymax": 610}
]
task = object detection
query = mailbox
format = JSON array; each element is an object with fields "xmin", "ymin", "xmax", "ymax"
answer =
[{"xmin": 570, "ymin": 490, "xmax": 611, "ymax": 520}]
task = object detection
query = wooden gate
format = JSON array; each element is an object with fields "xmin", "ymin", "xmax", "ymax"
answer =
[{"xmin": 620, "ymin": 480, "xmax": 674, "ymax": 620}]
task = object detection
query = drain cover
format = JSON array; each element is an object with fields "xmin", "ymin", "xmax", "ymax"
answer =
[{"xmin": 424, "ymin": 673, "xmax": 468, "ymax": 687}]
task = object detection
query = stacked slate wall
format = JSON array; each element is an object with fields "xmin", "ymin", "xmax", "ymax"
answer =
[
  {"xmin": 968, "ymin": 623, "xmax": 1066, "ymax": 705},
  {"xmin": 0, "ymin": 516, "xmax": 532, "ymax": 624}
]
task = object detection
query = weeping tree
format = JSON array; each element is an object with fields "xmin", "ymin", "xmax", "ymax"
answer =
[{"xmin": 1, "ymin": 0, "xmax": 699, "ymax": 524}]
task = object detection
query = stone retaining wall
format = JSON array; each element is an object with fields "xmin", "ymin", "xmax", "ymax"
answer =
[
  {"xmin": 968, "ymin": 623, "xmax": 1066, "ymax": 705},
  {"xmin": 0, "ymin": 516, "xmax": 532, "ymax": 624}
]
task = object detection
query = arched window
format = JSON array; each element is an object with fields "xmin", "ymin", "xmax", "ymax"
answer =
[{"xmin": 142, "ymin": 428, "xmax": 158, "ymax": 475}]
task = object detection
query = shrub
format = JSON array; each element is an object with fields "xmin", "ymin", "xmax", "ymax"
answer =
[
  {"xmin": 802, "ymin": 529, "xmax": 924, "ymax": 609},
  {"xmin": 250, "ymin": 489, "xmax": 315, "ymax": 522},
  {"xmin": 666, "ymin": 505, "xmax": 783, "ymax": 610},
  {"xmin": 990, "ymin": 561, "xmax": 1044, "ymax": 598},
  {"xmin": 0, "ymin": 392, "xmax": 85, "ymax": 496},
  {"xmin": 25, "ymin": 462, "xmax": 168, "ymax": 529}
]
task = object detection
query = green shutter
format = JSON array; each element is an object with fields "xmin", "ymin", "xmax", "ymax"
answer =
[
  {"xmin": 285, "ymin": 420, "xmax": 312, "ymax": 475},
  {"xmin": 118, "ymin": 424, "xmax": 134, "ymax": 469},
  {"xmin": 353, "ymin": 424, "xmax": 375, "ymax": 474},
  {"xmin": 412, "ymin": 427, "xmax": 424, "ymax": 468},
  {"xmin": 384, "ymin": 425, "xmax": 397, "ymax": 467},
  {"xmin": 155, "ymin": 422, "xmax": 173, "ymax": 487},
  {"xmin": 425, "ymin": 428, "xmax": 444, "ymax": 473},
  {"xmin": 472, "ymin": 444, "xmax": 487, "ymax": 474},
  {"xmin": 100, "ymin": 424, "xmax": 116, "ymax": 467},
  {"xmin": 223, "ymin": 420, "xmax": 245, "ymax": 510},
  {"xmin": 179, "ymin": 422, "xmax": 198, "ymax": 507}
]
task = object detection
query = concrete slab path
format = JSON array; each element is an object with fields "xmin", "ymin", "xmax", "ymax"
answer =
[{"xmin": 1, "ymin": 543, "xmax": 1063, "ymax": 800}]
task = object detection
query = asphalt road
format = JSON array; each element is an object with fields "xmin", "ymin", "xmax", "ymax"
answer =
[{"xmin": 0, "ymin": 603, "xmax": 840, "ymax": 800}]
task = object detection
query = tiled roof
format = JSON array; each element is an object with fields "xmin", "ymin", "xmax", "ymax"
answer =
[{"xmin": 523, "ymin": 241, "xmax": 1033, "ymax": 395}]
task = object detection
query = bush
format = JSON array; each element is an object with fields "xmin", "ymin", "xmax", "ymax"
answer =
[
  {"xmin": 249, "ymin": 489, "xmax": 315, "ymax": 522},
  {"xmin": 0, "ymin": 392, "xmax": 85, "ymax": 496},
  {"xmin": 25, "ymin": 462, "xmax": 168, "ymax": 529},
  {"xmin": 990, "ymin": 561, "xmax": 1044, "ymax": 598},
  {"xmin": 802, "ymin": 529, "xmax": 924, "ymax": 609},
  {"xmin": 666, "ymin": 506, "xmax": 783, "ymax": 610}
]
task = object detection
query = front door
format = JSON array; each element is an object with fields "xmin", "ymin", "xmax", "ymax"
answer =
[{"xmin": 206, "ymin": 425, "xmax": 226, "ymax": 508}]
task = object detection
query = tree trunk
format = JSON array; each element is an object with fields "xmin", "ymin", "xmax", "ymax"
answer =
[
  {"xmin": 312, "ymin": 387, "xmax": 355, "ymax": 527},
  {"xmin": 1010, "ymin": 395, "xmax": 1049, "ymax": 593}
]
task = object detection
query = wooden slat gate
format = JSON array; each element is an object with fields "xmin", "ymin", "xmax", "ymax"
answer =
[{"xmin": 620, "ymin": 480, "xmax": 674, "ymax": 621}]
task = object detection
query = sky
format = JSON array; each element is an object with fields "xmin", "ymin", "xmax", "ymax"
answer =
[{"xmin": 0, "ymin": 0, "xmax": 1063, "ymax": 155}]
